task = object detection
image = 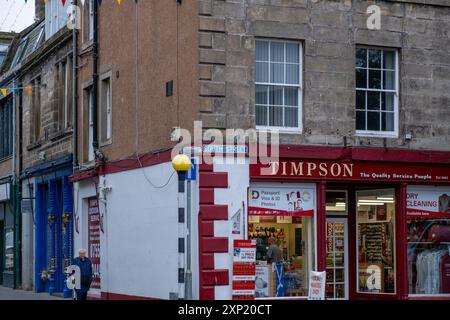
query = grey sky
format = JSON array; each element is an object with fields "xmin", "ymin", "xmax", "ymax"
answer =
[{"xmin": 0, "ymin": 0, "xmax": 36, "ymax": 33}]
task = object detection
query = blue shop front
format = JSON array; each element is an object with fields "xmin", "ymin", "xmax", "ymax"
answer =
[{"xmin": 23, "ymin": 155, "xmax": 74, "ymax": 298}]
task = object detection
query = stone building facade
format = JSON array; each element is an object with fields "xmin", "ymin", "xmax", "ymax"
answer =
[{"xmin": 197, "ymin": 0, "xmax": 450, "ymax": 150}]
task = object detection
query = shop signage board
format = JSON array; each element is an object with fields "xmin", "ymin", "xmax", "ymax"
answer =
[
  {"xmin": 251, "ymin": 160, "xmax": 450, "ymax": 183},
  {"xmin": 232, "ymin": 240, "xmax": 256, "ymax": 300},
  {"xmin": 248, "ymin": 186, "xmax": 315, "ymax": 217},
  {"xmin": 88, "ymin": 198, "xmax": 101, "ymax": 290},
  {"xmin": 407, "ymin": 186, "xmax": 450, "ymax": 218},
  {"xmin": 308, "ymin": 271, "xmax": 326, "ymax": 300}
]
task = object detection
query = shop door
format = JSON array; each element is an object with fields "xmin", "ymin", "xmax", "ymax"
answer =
[
  {"xmin": 355, "ymin": 189, "xmax": 396, "ymax": 296},
  {"xmin": 326, "ymin": 218, "xmax": 349, "ymax": 300}
]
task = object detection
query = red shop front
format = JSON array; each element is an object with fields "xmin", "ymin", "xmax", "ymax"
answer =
[{"xmin": 248, "ymin": 146, "xmax": 450, "ymax": 300}]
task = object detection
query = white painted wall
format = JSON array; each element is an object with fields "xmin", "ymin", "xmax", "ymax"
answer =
[
  {"xmin": 21, "ymin": 178, "xmax": 35, "ymax": 291},
  {"xmin": 213, "ymin": 158, "xmax": 250, "ymax": 300},
  {"xmin": 73, "ymin": 179, "xmax": 98, "ymax": 295},
  {"xmin": 99, "ymin": 162, "xmax": 180, "ymax": 299}
]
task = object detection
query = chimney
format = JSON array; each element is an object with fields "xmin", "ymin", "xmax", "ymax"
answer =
[{"xmin": 35, "ymin": 0, "xmax": 46, "ymax": 21}]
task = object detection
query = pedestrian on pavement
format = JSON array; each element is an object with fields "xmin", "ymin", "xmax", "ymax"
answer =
[{"xmin": 73, "ymin": 248, "xmax": 93, "ymax": 301}]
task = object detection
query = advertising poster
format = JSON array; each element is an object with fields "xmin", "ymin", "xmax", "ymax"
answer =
[
  {"xmin": 255, "ymin": 265, "xmax": 270, "ymax": 298},
  {"xmin": 407, "ymin": 186, "xmax": 450, "ymax": 218},
  {"xmin": 232, "ymin": 240, "xmax": 256, "ymax": 300},
  {"xmin": 308, "ymin": 271, "xmax": 326, "ymax": 300},
  {"xmin": 88, "ymin": 198, "xmax": 101, "ymax": 290},
  {"xmin": 248, "ymin": 186, "xmax": 315, "ymax": 217}
]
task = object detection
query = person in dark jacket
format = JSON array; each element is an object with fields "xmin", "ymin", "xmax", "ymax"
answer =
[{"xmin": 73, "ymin": 248, "xmax": 93, "ymax": 301}]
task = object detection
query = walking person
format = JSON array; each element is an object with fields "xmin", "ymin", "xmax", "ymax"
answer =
[{"xmin": 73, "ymin": 248, "xmax": 93, "ymax": 301}]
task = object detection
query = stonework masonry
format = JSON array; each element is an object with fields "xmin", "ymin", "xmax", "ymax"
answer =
[{"xmin": 197, "ymin": 0, "xmax": 450, "ymax": 151}]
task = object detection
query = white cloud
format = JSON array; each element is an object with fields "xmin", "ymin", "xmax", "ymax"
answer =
[{"xmin": 0, "ymin": 0, "xmax": 36, "ymax": 33}]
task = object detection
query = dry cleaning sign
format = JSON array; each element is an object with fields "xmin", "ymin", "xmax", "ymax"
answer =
[{"xmin": 248, "ymin": 186, "xmax": 315, "ymax": 217}]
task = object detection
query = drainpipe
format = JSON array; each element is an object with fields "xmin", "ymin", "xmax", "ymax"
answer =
[
  {"xmin": 92, "ymin": 0, "xmax": 99, "ymax": 155},
  {"xmin": 12, "ymin": 78, "xmax": 22, "ymax": 289},
  {"xmin": 72, "ymin": 0, "xmax": 78, "ymax": 171}
]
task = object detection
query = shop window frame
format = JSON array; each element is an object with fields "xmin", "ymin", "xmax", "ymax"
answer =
[
  {"xmin": 326, "ymin": 190, "xmax": 349, "ymax": 216},
  {"xmin": 406, "ymin": 185, "xmax": 450, "ymax": 299},
  {"xmin": 355, "ymin": 188, "xmax": 397, "ymax": 296},
  {"xmin": 248, "ymin": 182, "xmax": 317, "ymax": 300}
]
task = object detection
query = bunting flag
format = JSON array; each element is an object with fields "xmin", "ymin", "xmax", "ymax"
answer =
[
  {"xmin": 1, "ymin": 88, "xmax": 7, "ymax": 97},
  {"xmin": 22, "ymin": 0, "xmax": 124, "ymax": 7}
]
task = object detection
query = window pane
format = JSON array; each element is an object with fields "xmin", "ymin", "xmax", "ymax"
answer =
[
  {"xmin": 256, "ymin": 40, "xmax": 269, "ymax": 61},
  {"xmin": 356, "ymin": 111, "xmax": 366, "ymax": 130},
  {"xmin": 368, "ymin": 49, "xmax": 382, "ymax": 68},
  {"xmin": 383, "ymin": 51, "xmax": 395, "ymax": 70},
  {"xmin": 381, "ymin": 112, "xmax": 394, "ymax": 131},
  {"xmin": 369, "ymin": 69, "xmax": 381, "ymax": 89},
  {"xmin": 270, "ymin": 62, "xmax": 284, "ymax": 83},
  {"xmin": 256, "ymin": 85, "xmax": 268, "ymax": 105},
  {"xmin": 256, "ymin": 105, "xmax": 268, "ymax": 126},
  {"xmin": 356, "ymin": 90, "xmax": 366, "ymax": 110},
  {"xmin": 367, "ymin": 91, "xmax": 381, "ymax": 110},
  {"xmin": 356, "ymin": 48, "xmax": 367, "ymax": 68},
  {"xmin": 357, "ymin": 190, "xmax": 396, "ymax": 294},
  {"xmin": 249, "ymin": 186, "xmax": 315, "ymax": 299},
  {"xmin": 356, "ymin": 69, "xmax": 367, "ymax": 88},
  {"xmin": 284, "ymin": 107, "xmax": 298, "ymax": 127},
  {"xmin": 284, "ymin": 87, "xmax": 298, "ymax": 106},
  {"xmin": 269, "ymin": 106, "xmax": 283, "ymax": 127},
  {"xmin": 383, "ymin": 70, "xmax": 395, "ymax": 90},
  {"xmin": 256, "ymin": 62, "xmax": 269, "ymax": 82},
  {"xmin": 270, "ymin": 42, "xmax": 284, "ymax": 62},
  {"xmin": 286, "ymin": 64, "xmax": 300, "ymax": 84},
  {"xmin": 407, "ymin": 186, "xmax": 450, "ymax": 295},
  {"xmin": 381, "ymin": 92, "xmax": 395, "ymax": 111},
  {"xmin": 286, "ymin": 43, "xmax": 299, "ymax": 63},
  {"xmin": 367, "ymin": 111, "xmax": 380, "ymax": 131},
  {"xmin": 269, "ymin": 86, "xmax": 283, "ymax": 105}
]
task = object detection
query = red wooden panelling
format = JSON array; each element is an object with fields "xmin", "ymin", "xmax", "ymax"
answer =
[
  {"xmin": 200, "ymin": 204, "xmax": 228, "ymax": 220},
  {"xmin": 202, "ymin": 237, "xmax": 229, "ymax": 253},
  {"xmin": 201, "ymin": 269, "xmax": 230, "ymax": 286},
  {"xmin": 199, "ymin": 188, "xmax": 215, "ymax": 204},
  {"xmin": 199, "ymin": 172, "xmax": 228, "ymax": 188}
]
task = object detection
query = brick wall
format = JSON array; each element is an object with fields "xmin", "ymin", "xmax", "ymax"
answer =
[{"xmin": 197, "ymin": 0, "xmax": 450, "ymax": 151}]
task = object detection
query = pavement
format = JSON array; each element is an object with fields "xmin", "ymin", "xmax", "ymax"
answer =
[{"xmin": 0, "ymin": 286, "xmax": 65, "ymax": 300}]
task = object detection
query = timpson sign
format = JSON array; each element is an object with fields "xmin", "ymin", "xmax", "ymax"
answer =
[{"xmin": 250, "ymin": 160, "xmax": 450, "ymax": 183}]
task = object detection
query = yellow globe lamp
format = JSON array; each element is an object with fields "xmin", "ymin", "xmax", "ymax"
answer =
[{"xmin": 172, "ymin": 154, "xmax": 192, "ymax": 172}]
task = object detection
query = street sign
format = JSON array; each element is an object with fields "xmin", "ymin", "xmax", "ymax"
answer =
[{"xmin": 186, "ymin": 159, "xmax": 196, "ymax": 181}]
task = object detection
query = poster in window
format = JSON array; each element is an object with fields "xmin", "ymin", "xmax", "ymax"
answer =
[{"xmin": 88, "ymin": 198, "xmax": 101, "ymax": 290}]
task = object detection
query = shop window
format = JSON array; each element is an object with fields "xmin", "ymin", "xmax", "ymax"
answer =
[
  {"xmin": 356, "ymin": 190, "xmax": 396, "ymax": 294},
  {"xmin": 407, "ymin": 186, "xmax": 450, "ymax": 296},
  {"xmin": 4, "ymin": 229, "xmax": 14, "ymax": 273},
  {"xmin": 326, "ymin": 191, "xmax": 348, "ymax": 215},
  {"xmin": 355, "ymin": 47, "xmax": 398, "ymax": 137},
  {"xmin": 249, "ymin": 184, "xmax": 315, "ymax": 298},
  {"xmin": 255, "ymin": 39, "xmax": 302, "ymax": 131}
]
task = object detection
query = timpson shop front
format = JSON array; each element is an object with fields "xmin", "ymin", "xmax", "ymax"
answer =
[{"xmin": 239, "ymin": 146, "xmax": 450, "ymax": 300}]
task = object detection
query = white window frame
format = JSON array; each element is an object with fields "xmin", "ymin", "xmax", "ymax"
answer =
[
  {"xmin": 355, "ymin": 46, "xmax": 399, "ymax": 138},
  {"xmin": 63, "ymin": 57, "xmax": 72, "ymax": 129},
  {"xmin": 89, "ymin": 0, "xmax": 94, "ymax": 41},
  {"xmin": 99, "ymin": 72, "xmax": 113, "ymax": 146},
  {"xmin": 255, "ymin": 39, "xmax": 303, "ymax": 134}
]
